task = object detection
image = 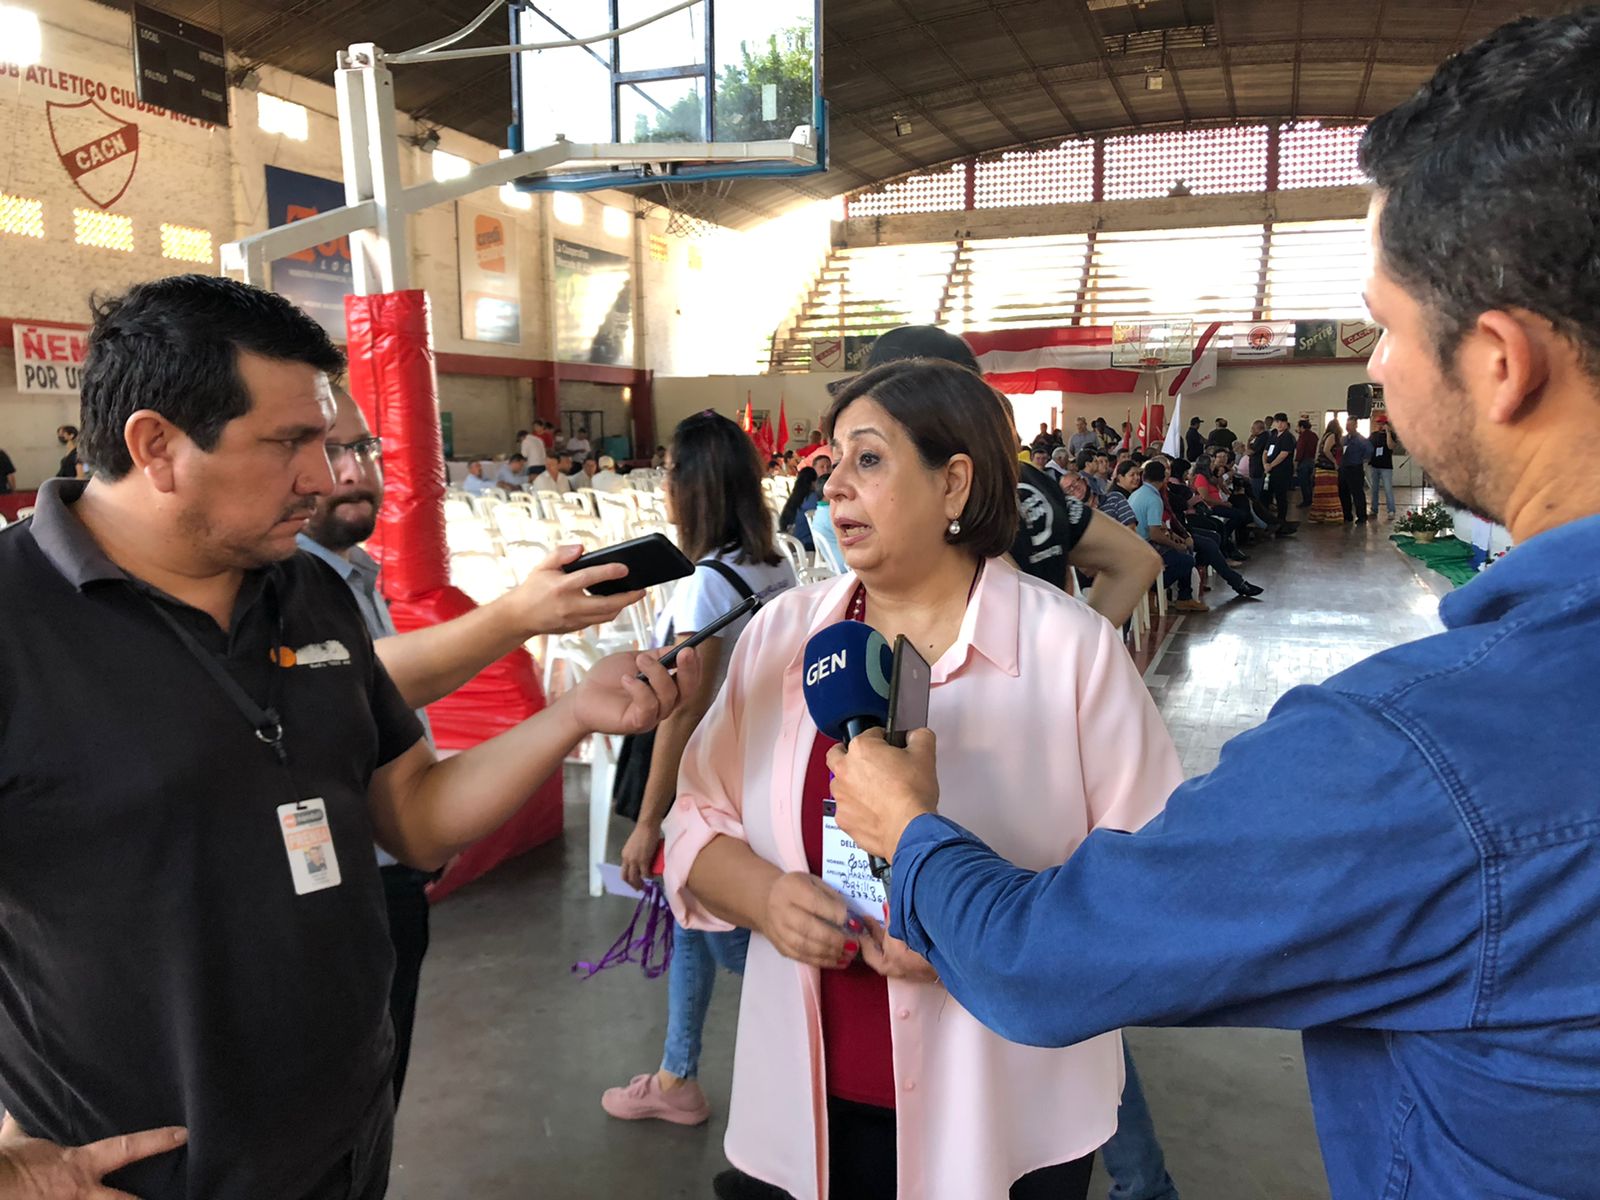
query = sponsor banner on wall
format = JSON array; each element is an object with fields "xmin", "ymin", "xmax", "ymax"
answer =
[
  {"xmin": 1337, "ymin": 320, "xmax": 1381, "ymax": 358},
  {"xmin": 554, "ymin": 239, "xmax": 633, "ymax": 365},
  {"xmin": 457, "ymin": 203, "xmax": 521, "ymax": 345},
  {"xmin": 13, "ymin": 323, "xmax": 88, "ymax": 394},
  {"xmin": 1230, "ymin": 321, "xmax": 1294, "ymax": 359},
  {"xmin": 1294, "ymin": 320, "xmax": 1339, "ymax": 359},
  {"xmin": 0, "ymin": 58, "xmax": 224, "ymax": 215},
  {"xmin": 264, "ymin": 165, "xmax": 353, "ymax": 341},
  {"xmin": 812, "ymin": 336, "xmax": 878, "ymax": 372}
]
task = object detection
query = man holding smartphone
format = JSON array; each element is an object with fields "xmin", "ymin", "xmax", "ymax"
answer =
[
  {"xmin": 300, "ymin": 388, "xmax": 646, "ymax": 1104},
  {"xmin": 0, "ymin": 275, "xmax": 697, "ymax": 1200}
]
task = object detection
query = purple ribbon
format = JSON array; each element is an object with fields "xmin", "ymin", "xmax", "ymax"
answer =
[{"xmin": 572, "ymin": 879, "xmax": 675, "ymax": 980}]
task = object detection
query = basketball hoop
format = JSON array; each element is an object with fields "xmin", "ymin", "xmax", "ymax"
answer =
[
  {"xmin": 1138, "ymin": 356, "xmax": 1164, "ymax": 372},
  {"xmin": 661, "ymin": 177, "xmax": 734, "ymax": 238}
]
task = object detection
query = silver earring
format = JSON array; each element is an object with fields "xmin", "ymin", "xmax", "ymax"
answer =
[{"xmin": 947, "ymin": 518, "xmax": 961, "ymax": 537}]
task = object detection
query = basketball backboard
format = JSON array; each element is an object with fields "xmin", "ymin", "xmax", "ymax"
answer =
[
  {"xmin": 1111, "ymin": 320, "xmax": 1197, "ymax": 368},
  {"xmin": 508, "ymin": 0, "xmax": 825, "ymax": 191}
]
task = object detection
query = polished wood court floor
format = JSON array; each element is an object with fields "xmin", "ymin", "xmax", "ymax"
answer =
[{"xmin": 389, "ymin": 508, "xmax": 1449, "ymax": 1200}]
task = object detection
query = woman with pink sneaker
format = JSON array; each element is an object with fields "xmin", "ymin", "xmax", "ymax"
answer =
[
  {"xmin": 663, "ymin": 359, "xmax": 1181, "ymax": 1200},
  {"xmin": 600, "ymin": 412, "xmax": 797, "ymax": 1128}
]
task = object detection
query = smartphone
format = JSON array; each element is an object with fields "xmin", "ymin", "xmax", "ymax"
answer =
[
  {"xmin": 871, "ymin": 636, "xmax": 932, "ymax": 885},
  {"xmin": 562, "ymin": 532, "xmax": 694, "ymax": 596},
  {"xmin": 885, "ymin": 635, "xmax": 932, "ymax": 749},
  {"xmin": 639, "ymin": 593, "xmax": 763, "ymax": 679}
]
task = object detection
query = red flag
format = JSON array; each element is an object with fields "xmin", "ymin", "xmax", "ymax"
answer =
[
  {"xmin": 1136, "ymin": 402, "xmax": 1148, "ymax": 450},
  {"xmin": 775, "ymin": 397, "xmax": 789, "ymax": 455},
  {"xmin": 754, "ymin": 417, "xmax": 776, "ymax": 459},
  {"xmin": 742, "ymin": 394, "xmax": 754, "ymax": 434}
]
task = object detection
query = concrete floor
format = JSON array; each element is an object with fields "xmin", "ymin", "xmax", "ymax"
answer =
[{"xmin": 390, "ymin": 506, "xmax": 1447, "ymax": 1200}]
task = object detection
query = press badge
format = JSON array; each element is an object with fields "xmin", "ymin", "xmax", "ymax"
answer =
[
  {"xmin": 821, "ymin": 799, "xmax": 889, "ymax": 924},
  {"xmin": 276, "ymin": 799, "xmax": 342, "ymax": 895}
]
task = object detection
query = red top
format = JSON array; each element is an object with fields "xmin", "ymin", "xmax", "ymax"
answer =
[
  {"xmin": 802, "ymin": 731, "xmax": 896, "ymax": 1109},
  {"xmin": 1194, "ymin": 473, "xmax": 1223, "ymax": 504}
]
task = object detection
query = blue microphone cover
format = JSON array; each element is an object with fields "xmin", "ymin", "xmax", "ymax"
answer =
[{"xmin": 802, "ymin": 620, "xmax": 894, "ymax": 741}]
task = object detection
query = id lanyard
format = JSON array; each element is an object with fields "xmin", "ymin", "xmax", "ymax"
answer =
[{"xmin": 139, "ymin": 585, "xmax": 289, "ymax": 769}]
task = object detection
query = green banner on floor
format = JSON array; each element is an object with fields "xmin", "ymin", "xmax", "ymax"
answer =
[{"xmin": 1391, "ymin": 534, "xmax": 1478, "ymax": 587}]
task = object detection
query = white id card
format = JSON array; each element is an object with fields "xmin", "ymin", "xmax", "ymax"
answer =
[
  {"xmin": 821, "ymin": 799, "xmax": 889, "ymax": 924},
  {"xmin": 276, "ymin": 799, "xmax": 343, "ymax": 895}
]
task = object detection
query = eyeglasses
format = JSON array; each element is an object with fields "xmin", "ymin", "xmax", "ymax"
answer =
[{"xmin": 326, "ymin": 437, "xmax": 383, "ymax": 466}]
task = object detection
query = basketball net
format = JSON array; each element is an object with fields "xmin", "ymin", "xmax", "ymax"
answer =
[{"xmin": 661, "ymin": 177, "xmax": 735, "ymax": 238}]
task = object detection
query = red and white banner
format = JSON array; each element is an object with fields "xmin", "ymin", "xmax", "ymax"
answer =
[
  {"xmin": 970, "ymin": 323, "xmax": 1222, "ymax": 398},
  {"xmin": 967, "ymin": 326, "xmax": 1130, "ymax": 395},
  {"xmin": 13, "ymin": 322, "xmax": 88, "ymax": 394}
]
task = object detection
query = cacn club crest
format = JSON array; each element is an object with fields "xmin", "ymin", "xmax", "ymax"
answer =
[{"xmin": 47, "ymin": 98, "xmax": 140, "ymax": 209}]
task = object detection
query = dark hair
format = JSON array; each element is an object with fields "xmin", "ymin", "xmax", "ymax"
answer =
[
  {"xmin": 58, "ymin": 424, "xmax": 78, "ymax": 437},
  {"xmin": 1142, "ymin": 460, "xmax": 1167, "ymax": 484},
  {"xmin": 1359, "ymin": 9, "xmax": 1600, "ymax": 375},
  {"xmin": 1074, "ymin": 447, "xmax": 1096, "ymax": 469},
  {"xmin": 778, "ymin": 466, "xmax": 819, "ymax": 532},
  {"xmin": 1273, "ymin": 412, "xmax": 1289, "ymax": 423},
  {"xmin": 670, "ymin": 411, "xmax": 780, "ymax": 565},
  {"xmin": 79, "ymin": 275, "xmax": 344, "ymax": 480},
  {"xmin": 515, "ymin": 429, "xmax": 529, "ymax": 440},
  {"xmin": 1215, "ymin": 418, "xmax": 1227, "ymax": 426},
  {"xmin": 1170, "ymin": 458, "xmax": 1191, "ymax": 478},
  {"xmin": 823, "ymin": 359, "xmax": 1019, "ymax": 560},
  {"xmin": 1298, "ymin": 419, "xmax": 1312, "ymax": 430},
  {"xmin": 1113, "ymin": 458, "xmax": 1141, "ymax": 483},
  {"xmin": 1190, "ymin": 416, "xmax": 1202, "ymax": 426}
]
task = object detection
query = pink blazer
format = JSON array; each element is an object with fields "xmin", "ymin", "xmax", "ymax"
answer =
[{"xmin": 664, "ymin": 560, "xmax": 1182, "ymax": 1200}]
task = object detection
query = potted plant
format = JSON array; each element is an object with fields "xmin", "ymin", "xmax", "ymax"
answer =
[{"xmin": 1395, "ymin": 501, "xmax": 1454, "ymax": 543}]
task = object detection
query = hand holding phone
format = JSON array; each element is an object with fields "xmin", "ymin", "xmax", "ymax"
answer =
[
  {"xmin": 562, "ymin": 533, "xmax": 694, "ymax": 596},
  {"xmin": 637, "ymin": 593, "xmax": 762, "ymax": 680}
]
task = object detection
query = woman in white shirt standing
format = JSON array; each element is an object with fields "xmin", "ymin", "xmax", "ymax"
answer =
[{"xmin": 601, "ymin": 411, "xmax": 798, "ymax": 1127}]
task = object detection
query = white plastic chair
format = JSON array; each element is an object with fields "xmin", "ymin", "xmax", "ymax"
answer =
[
  {"xmin": 491, "ymin": 504, "xmax": 537, "ymax": 544},
  {"xmin": 531, "ymin": 489, "xmax": 564, "ymax": 522},
  {"xmin": 444, "ymin": 496, "xmax": 476, "ymax": 523},
  {"xmin": 444, "ymin": 518, "xmax": 497, "ymax": 556},
  {"xmin": 449, "ymin": 550, "xmax": 514, "ymax": 605},
  {"xmin": 774, "ymin": 531, "xmax": 810, "ymax": 579}
]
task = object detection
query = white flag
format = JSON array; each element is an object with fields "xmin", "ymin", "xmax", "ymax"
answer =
[{"xmin": 1161, "ymin": 394, "xmax": 1184, "ymax": 457}]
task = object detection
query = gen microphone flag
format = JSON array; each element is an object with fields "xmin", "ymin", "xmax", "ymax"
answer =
[{"xmin": 801, "ymin": 620, "xmax": 893, "ymax": 743}]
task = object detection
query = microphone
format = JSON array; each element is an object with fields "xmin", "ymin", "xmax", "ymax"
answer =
[{"xmin": 802, "ymin": 620, "xmax": 895, "ymax": 881}]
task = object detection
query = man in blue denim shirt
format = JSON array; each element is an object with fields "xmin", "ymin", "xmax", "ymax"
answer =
[{"xmin": 828, "ymin": 11, "xmax": 1600, "ymax": 1199}]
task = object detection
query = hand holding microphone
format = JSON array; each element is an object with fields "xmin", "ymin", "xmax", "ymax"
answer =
[
  {"xmin": 803, "ymin": 621, "xmax": 939, "ymax": 874},
  {"xmin": 826, "ymin": 727, "xmax": 941, "ymax": 862}
]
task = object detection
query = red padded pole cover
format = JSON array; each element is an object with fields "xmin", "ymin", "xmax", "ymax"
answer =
[{"xmin": 344, "ymin": 291, "xmax": 563, "ymax": 897}]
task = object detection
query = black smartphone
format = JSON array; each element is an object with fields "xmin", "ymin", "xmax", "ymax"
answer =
[
  {"xmin": 639, "ymin": 593, "xmax": 763, "ymax": 679},
  {"xmin": 885, "ymin": 635, "xmax": 932, "ymax": 749},
  {"xmin": 562, "ymin": 532, "xmax": 694, "ymax": 596}
]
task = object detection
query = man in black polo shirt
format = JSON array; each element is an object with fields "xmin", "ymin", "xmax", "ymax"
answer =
[
  {"xmin": 1259, "ymin": 412, "xmax": 1300, "ymax": 531},
  {"xmin": 0, "ymin": 275, "xmax": 696, "ymax": 1200}
]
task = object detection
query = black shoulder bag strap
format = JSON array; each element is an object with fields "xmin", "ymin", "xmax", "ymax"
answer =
[{"xmin": 695, "ymin": 557, "xmax": 756, "ymax": 603}]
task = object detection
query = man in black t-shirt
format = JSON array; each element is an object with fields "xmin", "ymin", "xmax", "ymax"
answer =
[
  {"xmin": 848, "ymin": 325, "xmax": 1160, "ymax": 625},
  {"xmin": 55, "ymin": 425, "xmax": 80, "ymax": 478},
  {"xmin": 1184, "ymin": 417, "xmax": 1205, "ymax": 463},
  {"xmin": 0, "ymin": 277, "xmax": 696, "ymax": 1200},
  {"xmin": 1206, "ymin": 417, "xmax": 1238, "ymax": 451},
  {"xmin": 1260, "ymin": 413, "xmax": 1300, "ymax": 528}
]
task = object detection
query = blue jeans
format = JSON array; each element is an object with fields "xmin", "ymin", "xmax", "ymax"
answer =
[
  {"xmin": 1101, "ymin": 1043, "xmax": 1181, "ymax": 1200},
  {"xmin": 1155, "ymin": 546, "xmax": 1196, "ymax": 600},
  {"xmin": 660, "ymin": 923, "xmax": 750, "ymax": 1079},
  {"xmin": 1368, "ymin": 466, "xmax": 1395, "ymax": 516},
  {"xmin": 1296, "ymin": 461, "xmax": 1315, "ymax": 506}
]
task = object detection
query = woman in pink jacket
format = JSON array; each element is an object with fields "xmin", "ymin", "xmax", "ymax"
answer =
[{"xmin": 663, "ymin": 359, "xmax": 1182, "ymax": 1200}]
